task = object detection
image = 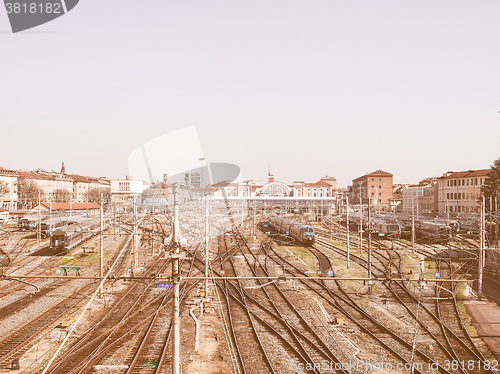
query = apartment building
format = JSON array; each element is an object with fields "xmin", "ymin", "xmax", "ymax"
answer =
[
  {"xmin": 351, "ymin": 170, "xmax": 393, "ymax": 207},
  {"xmin": 437, "ymin": 169, "xmax": 489, "ymax": 215},
  {"xmin": 0, "ymin": 167, "xmax": 18, "ymax": 210},
  {"xmin": 402, "ymin": 178, "xmax": 438, "ymax": 214}
]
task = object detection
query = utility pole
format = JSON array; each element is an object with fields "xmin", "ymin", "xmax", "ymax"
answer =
[
  {"xmin": 446, "ymin": 200, "xmax": 449, "ymax": 226},
  {"xmin": 330, "ymin": 202, "xmax": 333, "ymax": 240},
  {"xmin": 133, "ymin": 197, "xmax": 138, "ymax": 271},
  {"xmin": 479, "ymin": 196, "xmax": 485, "ymax": 296},
  {"xmin": 490, "ymin": 197, "xmax": 493, "ymax": 249},
  {"xmin": 253, "ymin": 203, "xmax": 256, "ymax": 240},
  {"xmin": 99, "ymin": 193, "xmax": 104, "ymax": 296},
  {"xmin": 346, "ymin": 196, "xmax": 350, "ymax": 269},
  {"xmin": 368, "ymin": 195, "xmax": 372, "ymax": 294},
  {"xmin": 321, "ymin": 198, "xmax": 323, "ymax": 223},
  {"xmin": 49, "ymin": 201, "xmax": 52, "ymax": 234},
  {"xmin": 411, "ymin": 197, "xmax": 415, "ymax": 252},
  {"xmin": 199, "ymin": 158, "xmax": 205, "ymax": 246},
  {"xmin": 496, "ymin": 197, "xmax": 498, "ymax": 249},
  {"xmin": 172, "ymin": 183, "xmax": 181, "ymax": 374},
  {"xmin": 37, "ymin": 191, "xmax": 41, "ymax": 246},
  {"xmin": 416, "ymin": 188, "xmax": 419, "ymax": 220},
  {"xmin": 151, "ymin": 186, "xmax": 155, "ymax": 255},
  {"xmin": 113, "ymin": 200, "xmax": 116, "ymax": 242},
  {"xmin": 359, "ymin": 190, "xmax": 363, "ymax": 253},
  {"xmin": 204, "ymin": 190, "xmax": 210, "ymax": 305}
]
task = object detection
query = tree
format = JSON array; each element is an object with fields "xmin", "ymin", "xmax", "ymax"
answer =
[
  {"xmin": 17, "ymin": 178, "xmax": 44, "ymax": 209},
  {"xmin": 0, "ymin": 181, "xmax": 9, "ymax": 210},
  {"xmin": 481, "ymin": 157, "xmax": 500, "ymax": 207},
  {"xmin": 53, "ymin": 188, "xmax": 72, "ymax": 203},
  {"xmin": 84, "ymin": 187, "xmax": 110, "ymax": 204},
  {"xmin": 0, "ymin": 181, "xmax": 8, "ymax": 199}
]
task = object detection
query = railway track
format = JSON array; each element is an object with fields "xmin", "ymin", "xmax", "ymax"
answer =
[
  {"xmin": 0, "ymin": 280, "xmax": 96, "ymax": 370},
  {"xmin": 314, "ymin": 235, "xmax": 494, "ymax": 373}
]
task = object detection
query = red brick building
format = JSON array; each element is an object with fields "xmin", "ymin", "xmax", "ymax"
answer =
[{"xmin": 351, "ymin": 170, "xmax": 393, "ymax": 208}]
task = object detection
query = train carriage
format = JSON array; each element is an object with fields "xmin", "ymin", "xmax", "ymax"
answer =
[
  {"xmin": 370, "ymin": 220, "xmax": 401, "ymax": 239},
  {"xmin": 413, "ymin": 220, "xmax": 451, "ymax": 243},
  {"xmin": 267, "ymin": 216, "xmax": 315, "ymax": 246},
  {"xmin": 50, "ymin": 217, "xmax": 109, "ymax": 254}
]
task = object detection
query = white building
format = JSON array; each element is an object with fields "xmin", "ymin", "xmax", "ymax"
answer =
[
  {"xmin": 111, "ymin": 177, "xmax": 148, "ymax": 209},
  {"xmin": 437, "ymin": 169, "xmax": 489, "ymax": 215},
  {"xmin": 293, "ymin": 176, "xmax": 337, "ymax": 198},
  {"xmin": 402, "ymin": 178, "xmax": 438, "ymax": 215},
  {"xmin": 71, "ymin": 175, "xmax": 110, "ymax": 202},
  {"xmin": 0, "ymin": 167, "xmax": 18, "ymax": 210},
  {"xmin": 17, "ymin": 170, "xmax": 74, "ymax": 207}
]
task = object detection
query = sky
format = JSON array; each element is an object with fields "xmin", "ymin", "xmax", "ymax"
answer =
[{"xmin": 1, "ymin": 1, "xmax": 499, "ymax": 188}]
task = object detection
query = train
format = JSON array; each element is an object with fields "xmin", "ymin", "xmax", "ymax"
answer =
[
  {"xmin": 40, "ymin": 215, "xmax": 91, "ymax": 238},
  {"xmin": 50, "ymin": 217, "xmax": 109, "ymax": 254},
  {"xmin": 266, "ymin": 216, "xmax": 315, "ymax": 246},
  {"xmin": 343, "ymin": 213, "xmax": 401, "ymax": 239},
  {"xmin": 17, "ymin": 214, "xmax": 90, "ymax": 238},
  {"xmin": 18, "ymin": 215, "xmax": 41, "ymax": 231},
  {"xmin": 413, "ymin": 220, "xmax": 451, "ymax": 243},
  {"xmin": 370, "ymin": 219, "xmax": 401, "ymax": 239}
]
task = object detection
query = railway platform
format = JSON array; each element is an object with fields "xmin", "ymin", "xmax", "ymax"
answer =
[{"xmin": 465, "ymin": 300, "xmax": 500, "ymax": 361}]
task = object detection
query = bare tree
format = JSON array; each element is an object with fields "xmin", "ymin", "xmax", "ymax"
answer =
[
  {"xmin": 53, "ymin": 188, "xmax": 72, "ymax": 203},
  {"xmin": 85, "ymin": 187, "xmax": 110, "ymax": 205},
  {"xmin": 0, "ymin": 181, "xmax": 8, "ymax": 199},
  {"xmin": 17, "ymin": 178, "xmax": 44, "ymax": 209}
]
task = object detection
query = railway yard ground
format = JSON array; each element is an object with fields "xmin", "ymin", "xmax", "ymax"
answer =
[{"xmin": 0, "ymin": 212, "xmax": 499, "ymax": 374}]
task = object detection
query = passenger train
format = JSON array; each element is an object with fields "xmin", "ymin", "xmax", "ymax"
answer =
[
  {"xmin": 50, "ymin": 217, "xmax": 109, "ymax": 254},
  {"xmin": 266, "ymin": 216, "xmax": 315, "ymax": 246},
  {"xmin": 343, "ymin": 213, "xmax": 401, "ymax": 239},
  {"xmin": 411, "ymin": 220, "xmax": 451, "ymax": 243}
]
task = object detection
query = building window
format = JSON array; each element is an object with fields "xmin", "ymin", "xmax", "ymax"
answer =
[
  {"xmin": 447, "ymin": 180, "xmax": 450, "ymax": 186},
  {"xmin": 378, "ymin": 192, "xmax": 382, "ymax": 196},
  {"xmin": 371, "ymin": 185, "xmax": 374, "ymax": 189},
  {"xmin": 378, "ymin": 199, "xmax": 382, "ymax": 203},
  {"xmin": 378, "ymin": 185, "xmax": 382, "ymax": 189},
  {"xmin": 371, "ymin": 178, "xmax": 374, "ymax": 182},
  {"xmin": 475, "ymin": 178, "xmax": 478, "ymax": 185},
  {"xmin": 378, "ymin": 178, "xmax": 382, "ymax": 182}
]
